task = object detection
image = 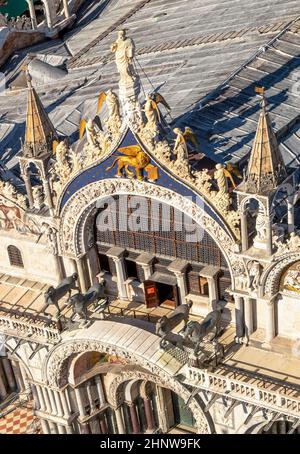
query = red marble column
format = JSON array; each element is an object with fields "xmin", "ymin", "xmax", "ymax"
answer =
[
  {"xmin": 129, "ymin": 403, "xmax": 140, "ymax": 434},
  {"xmin": 99, "ymin": 416, "xmax": 108, "ymax": 434},
  {"xmin": 144, "ymin": 398, "xmax": 155, "ymax": 431}
]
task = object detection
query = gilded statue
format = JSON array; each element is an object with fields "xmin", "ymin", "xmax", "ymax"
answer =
[
  {"xmin": 144, "ymin": 93, "xmax": 170, "ymax": 132},
  {"xmin": 97, "ymin": 89, "xmax": 121, "ymax": 135},
  {"xmin": 106, "ymin": 145, "xmax": 152, "ymax": 180},
  {"xmin": 86, "ymin": 119, "xmax": 99, "ymax": 147},
  {"xmin": 214, "ymin": 164, "xmax": 237, "ymax": 195},
  {"xmin": 173, "ymin": 127, "xmax": 198, "ymax": 161},
  {"xmin": 111, "ymin": 30, "xmax": 137, "ymax": 85}
]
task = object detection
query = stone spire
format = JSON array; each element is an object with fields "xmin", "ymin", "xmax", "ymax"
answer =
[
  {"xmin": 245, "ymin": 88, "xmax": 286, "ymax": 194},
  {"xmin": 23, "ymin": 72, "xmax": 56, "ymax": 158}
]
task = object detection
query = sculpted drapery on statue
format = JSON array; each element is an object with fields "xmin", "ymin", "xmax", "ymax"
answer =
[{"xmin": 111, "ymin": 30, "xmax": 137, "ymax": 86}]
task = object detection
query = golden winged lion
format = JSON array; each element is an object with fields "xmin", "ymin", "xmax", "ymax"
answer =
[{"xmin": 106, "ymin": 145, "xmax": 155, "ymax": 180}]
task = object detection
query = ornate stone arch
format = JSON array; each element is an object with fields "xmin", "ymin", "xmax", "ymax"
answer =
[
  {"xmin": 43, "ymin": 338, "xmax": 213, "ymax": 433},
  {"xmin": 262, "ymin": 252, "xmax": 300, "ymax": 296},
  {"xmin": 59, "ymin": 178, "xmax": 242, "ymax": 281}
]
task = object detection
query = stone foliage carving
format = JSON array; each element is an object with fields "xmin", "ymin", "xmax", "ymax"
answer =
[
  {"xmin": 0, "ymin": 13, "xmax": 32, "ymax": 30},
  {"xmin": 274, "ymin": 232, "xmax": 300, "ymax": 256},
  {"xmin": 44, "ymin": 339, "xmax": 211, "ymax": 433}
]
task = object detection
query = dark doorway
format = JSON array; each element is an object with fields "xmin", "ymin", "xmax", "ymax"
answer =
[
  {"xmin": 157, "ymin": 282, "xmax": 178, "ymax": 309},
  {"xmin": 144, "ymin": 281, "xmax": 179, "ymax": 309}
]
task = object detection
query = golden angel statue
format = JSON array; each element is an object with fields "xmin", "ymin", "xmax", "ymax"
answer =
[{"xmin": 173, "ymin": 127, "xmax": 198, "ymax": 161}]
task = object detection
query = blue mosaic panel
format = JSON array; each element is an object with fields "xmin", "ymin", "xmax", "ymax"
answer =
[{"xmin": 59, "ymin": 129, "xmax": 228, "ymax": 233}]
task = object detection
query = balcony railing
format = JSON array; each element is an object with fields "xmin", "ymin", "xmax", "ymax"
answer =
[
  {"xmin": 0, "ymin": 309, "xmax": 61, "ymax": 344},
  {"xmin": 185, "ymin": 366, "xmax": 300, "ymax": 418}
]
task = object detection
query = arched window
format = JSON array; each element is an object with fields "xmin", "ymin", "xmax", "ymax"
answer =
[{"xmin": 7, "ymin": 246, "xmax": 24, "ymax": 268}]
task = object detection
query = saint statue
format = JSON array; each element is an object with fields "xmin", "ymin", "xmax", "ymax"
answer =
[
  {"xmin": 106, "ymin": 89, "xmax": 120, "ymax": 120},
  {"xmin": 111, "ymin": 30, "xmax": 137, "ymax": 85},
  {"xmin": 214, "ymin": 164, "xmax": 227, "ymax": 195}
]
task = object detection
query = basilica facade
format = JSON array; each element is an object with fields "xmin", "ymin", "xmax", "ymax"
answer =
[{"xmin": 1, "ymin": 0, "xmax": 300, "ymax": 436}]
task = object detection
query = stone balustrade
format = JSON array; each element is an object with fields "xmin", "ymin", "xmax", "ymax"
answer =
[
  {"xmin": 186, "ymin": 367, "xmax": 300, "ymax": 418},
  {"xmin": 0, "ymin": 313, "xmax": 61, "ymax": 344}
]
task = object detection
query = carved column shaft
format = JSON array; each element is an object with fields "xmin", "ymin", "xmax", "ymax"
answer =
[
  {"xmin": 144, "ymin": 398, "xmax": 155, "ymax": 431},
  {"xmin": 129, "ymin": 402, "xmax": 140, "ymax": 434},
  {"xmin": 115, "ymin": 406, "xmax": 125, "ymax": 434},
  {"xmin": 26, "ymin": 0, "xmax": 37, "ymax": 29},
  {"xmin": 234, "ymin": 294, "xmax": 244, "ymax": 339},
  {"xmin": 63, "ymin": 0, "xmax": 70, "ymax": 18},
  {"xmin": 95, "ymin": 375, "xmax": 105, "ymax": 406},
  {"xmin": 265, "ymin": 300, "xmax": 276, "ymax": 344},
  {"xmin": 241, "ymin": 211, "xmax": 248, "ymax": 251},
  {"xmin": 23, "ymin": 174, "xmax": 34, "ymax": 208},
  {"xmin": 287, "ymin": 197, "xmax": 295, "ymax": 234},
  {"xmin": 35, "ymin": 384, "xmax": 46, "ymax": 412},
  {"xmin": 42, "ymin": 178, "xmax": 54, "ymax": 214},
  {"xmin": 174, "ymin": 271, "xmax": 187, "ymax": 305},
  {"xmin": 76, "ymin": 257, "xmax": 89, "ymax": 292},
  {"xmin": 74, "ymin": 386, "xmax": 85, "ymax": 418},
  {"xmin": 112, "ymin": 257, "xmax": 128, "ymax": 300},
  {"xmin": 244, "ymin": 296, "xmax": 254, "ymax": 337}
]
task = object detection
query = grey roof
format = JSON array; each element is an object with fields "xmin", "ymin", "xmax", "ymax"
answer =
[{"xmin": 0, "ymin": 0, "xmax": 300, "ymax": 178}]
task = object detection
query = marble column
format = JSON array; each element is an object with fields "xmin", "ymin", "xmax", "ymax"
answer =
[
  {"xmin": 74, "ymin": 386, "xmax": 85, "ymax": 418},
  {"xmin": 57, "ymin": 424, "xmax": 66, "ymax": 434},
  {"xmin": 287, "ymin": 197, "xmax": 295, "ymax": 234},
  {"xmin": 26, "ymin": 0, "xmax": 37, "ymax": 29},
  {"xmin": 244, "ymin": 296, "xmax": 254, "ymax": 338},
  {"xmin": 95, "ymin": 375, "xmax": 105, "ymax": 406},
  {"xmin": 48, "ymin": 421, "xmax": 58, "ymax": 434},
  {"xmin": 41, "ymin": 0, "xmax": 54, "ymax": 30},
  {"xmin": 0, "ymin": 362, "xmax": 7, "ymax": 400},
  {"xmin": 1, "ymin": 358, "xmax": 16, "ymax": 391},
  {"xmin": 115, "ymin": 406, "xmax": 125, "ymax": 434},
  {"xmin": 129, "ymin": 402, "xmax": 140, "ymax": 434},
  {"xmin": 86, "ymin": 381, "xmax": 96, "ymax": 413},
  {"xmin": 234, "ymin": 295, "xmax": 244, "ymax": 339},
  {"xmin": 155, "ymin": 386, "xmax": 168, "ymax": 433},
  {"xmin": 66, "ymin": 425, "xmax": 74, "ymax": 434},
  {"xmin": 112, "ymin": 257, "xmax": 128, "ymax": 300},
  {"xmin": 40, "ymin": 419, "xmax": 50, "ymax": 434},
  {"xmin": 42, "ymin": 178, "xmax": 54, "ymax": 214},
  {"xmin": 266, "ymin": 217, "xmax": 273, "ymax": 256},
  {"xmin": 174, "ymin": 271, "xmax": 187, "ymax": 305},
  {"xmin": 60, "ymin": 389, "xmax": 71, "ymax": 418},
  {"xmin": 41, "ymin": 387, "xmax": 52, "ymax": 413},
  {"xmin": 143, "ymin": 398, "xmax": 155, "ymax": 431},
  {"xmin": 80, "ymin": 423, "xmax": 90, "ymax": 434},
  {"xmin": 63, "ymin": 0, "xmax": 71, "ymax": 18},
  {"xmin": 48, "ymin": 389, "xmax": 57, "ymax": 414},
  {"xmin": 99, "ymin": 415, "xmax": 108, "ymax": 434},
  {"xmin": 54, "ymin": 391, "xmax": 64, "ymax": 417},
  {"xmin": 241, "ymin": 211, "xmax": 248, "ymax": 251},
  {"xmin": 22, "ymin": 174, "xmax": 34, "ymax": 209},
  {"xmin": 76, "ymin": 257, "xmax": 88, "ymax": 292},
  {"xmin": 35, "ymin": 384, "xmax": 46, "ymax": 412},
  {"xmin": 207, "ymin": 276, "xmax": 218, "ymax": 309},
  {"xmin": 265, "ymin": 299, "xmax": 276, "ymax": 344}
]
